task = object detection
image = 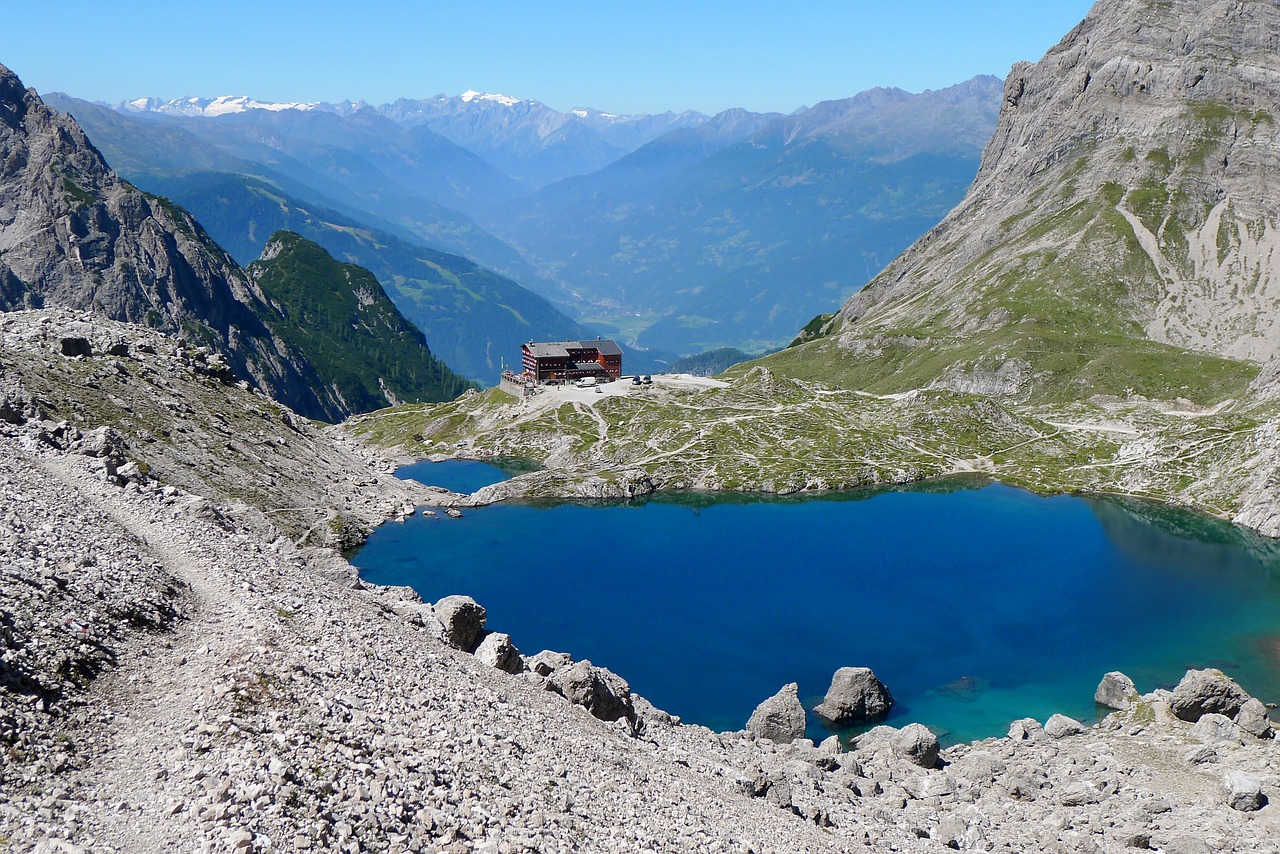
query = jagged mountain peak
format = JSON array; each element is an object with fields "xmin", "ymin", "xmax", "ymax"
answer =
[
  {"xmin": 803, "ymin": 0, "xmax": 1280, "ymax": 403},
  {"xmin": 0, "ymin": 64, "xmax": 366, "ymax": 421}
]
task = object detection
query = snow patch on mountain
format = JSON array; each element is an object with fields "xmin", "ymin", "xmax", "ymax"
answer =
[
  {"xmin": 460, "ymin": 90, "xmax": 520, "ymax": 107},
  {"xmin": 119, "ymin": 95, "xmax": 320, "ymax": 117}
]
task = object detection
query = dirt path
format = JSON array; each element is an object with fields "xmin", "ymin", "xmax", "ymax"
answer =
[{"xmin": 37, "ymin": 456, "xmax": 270, "ymax": 853}]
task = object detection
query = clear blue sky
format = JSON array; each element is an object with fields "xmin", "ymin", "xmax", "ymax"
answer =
[{"xmin": 1, "ymin": 1, "xmax": 1096, "ymax": 114}]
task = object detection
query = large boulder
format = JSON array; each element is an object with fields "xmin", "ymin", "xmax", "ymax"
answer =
[
  {"xmin": 1190, "ymin": 713, "xmax": 1244, "ymax": 745},
  {"xmin": 1235, "ymin": 698, "xmax": 1274, "ymax": 739},
  {"xmin": 1170, "ymin": 669, "xmax": 1251, "ymax": 722},
  {"xmin": 1223, "ymin": 770, "xmax": 1264, "ymax": 812},
  {"xmin": 1044, "ymin": 714, "xmax": 1086, "ymax": 739},
  {"xmin": 813, "ymin": 666, "xmax": 893, "ymax": 724},
  {"xmin": 1094, "ymin": 671, "xmax": 1138, "ymax": 710},
  {"xmin": 548, "ymin": 660, "xmax": 635, "ymax": 724},
  {"xmin": 474, "ymin": 631, "xmax": 522, "ymax": 674},
  {"xmin": 891, "ymin": 723, "xmax": 940, "ymax": 769},
  {"xmin": 746, "ymin": 683, "xmax": 807, "ymax": 744},
  {"xmin": 433, "ymin": 595, "xmax": 486, "ymax": 652},
  {"xmin": 525, "ymin": 649, "xmax": 573, "ymax": 677}
]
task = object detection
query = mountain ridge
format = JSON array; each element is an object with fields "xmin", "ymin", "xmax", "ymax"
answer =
[
  {"xmin": 247, "ymin": 231, "xmax": 475, "ymax": 409},
  {"xmin": 780, "ymin": 0, "xmax": 1280, "ymax": 403},
  {"xmin": 0, "ymin": 63, "xmax": 473, "ymax": 421},
  {"xmin": 496, "ymin": 76, "xmax": 1003, "ymax": 353},
  {"xmin": 0, "ymin": 62, "xmax": 345, "ymax": 420}
]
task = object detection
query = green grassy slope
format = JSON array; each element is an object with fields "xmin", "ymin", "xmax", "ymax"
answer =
[{"xmin": 248, "ymin": 232, "xmax": 474, "ymax": 412}]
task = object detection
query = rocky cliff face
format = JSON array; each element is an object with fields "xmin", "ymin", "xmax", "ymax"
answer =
[
  {"xmin": 0, "ymin": 63, "xmax": 346, "ymax": 421},
  {"xmin": 813, "ymin": 0, "xmax": 1280, "ymax": 401}
]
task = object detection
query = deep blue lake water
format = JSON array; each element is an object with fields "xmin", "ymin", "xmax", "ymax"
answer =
[
  {"xmin": 398, "ymin": 458, "xmax": 534, "ymax": 494},
  {"xmin": 354, "ymin": 461, "xmax": 1280, "ymax": 744}
]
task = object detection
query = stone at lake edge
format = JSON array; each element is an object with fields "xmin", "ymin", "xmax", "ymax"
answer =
[
  {"xmin": 1235, "ymin": 698, "xmax": 1274, "ymax": 739},
  {"xmin": 474, "ymin": 631, "xmax": 522, "ymax": 674},
  {"xmin": 1094, "ymin": 672, "xmax": 1137, "ymax": 710},
  {"xmin": 548, "ymin": 660, "xmax": 635, "ymax": 724},
  {"xmin": 525, "ymin": 650, "xmax": 573, "ymax": 677},
  {"xmin": 433, "ymin": 595, "xmax": 487, "ymax": 652},
  {"xmin": 813, "ymin": 666, "xmax": 893, "ymax": 725},
  {"xmin": 891, "ymin": 723, "xmax": 940, "ymax": 769},
  {"xmin": 1170, "ymin": 669, "xmax": 1251, "ymax": 722},
  {"xmin": 1044, "ymin": 714, "xmax": 1086, "ymax": 739},
  {"xmin": 747, "ymin": 683, "xmax": 806, "ymax": 744}
]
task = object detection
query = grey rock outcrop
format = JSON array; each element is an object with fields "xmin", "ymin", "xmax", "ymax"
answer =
[
  {"xmin": 432, "ymin": 595, "xmax": 487, "ymax": 652},
  {"xmin": 474, "ymin": 631, "xmax": 522, "ymax": 674},
  {"xmin": 1095, "ymin": 671, "xmax": 1138, "ymax": 710},
  {"xmin": 746, "ymin": 683, "xmax": 807, "ymax": 744},
  {"xmin": 1007, "ymin": 718, "xmax": 1047, "ymax": 743},
  {"xmin": 1223, "ymin": 770, "xmax": 1264, "ymax": 812},
  {"xmin": 891, "ymin": 723, "xmax": 940, "ymax": 769},
  {"xmin": 812, "ymin": 666, "xmax": 893, "ymax": 724},
  {"xmin": 1234, "ymin": 698, "xmax": 1274, "ymax": 739},
  {"xmin": 1190, "ymin": 714, "xmax": 1244, "ymax": 746},
  {"xmin": 1044, "ymin": 714, "xmax": 1086, "ymax": 739},
  {"xmin": 525, "ymin": 649, "xmax": 573, "ymax": 677},
  {"xmin": 1170, "ymin": 669, "xmax": 1251, "ymax": 722},
  {"xmin": 547, "ymin": 660, "xmax": 635, "ymax": 724},
  {"xmin": 0, "ymin": 63, "xmax": 346, "ymax": 422},
  {"xmin": 831, "ymin": 0, "xmax": 1280, "ymax": 371}
]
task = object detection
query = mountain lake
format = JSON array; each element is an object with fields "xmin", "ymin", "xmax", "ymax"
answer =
[{"xmin": 353, "ymin": 459, "xmax": 1280, "ymax": 745}]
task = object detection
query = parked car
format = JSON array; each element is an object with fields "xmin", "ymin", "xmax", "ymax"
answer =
[{"xmin": 642, "ymin": 375, "xmax": 653, "ymax": 384}]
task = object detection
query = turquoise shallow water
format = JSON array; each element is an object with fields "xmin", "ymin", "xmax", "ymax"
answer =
[{"xmin": 355, "ymin": 462, "xmax": 1280, "ymax": 744}]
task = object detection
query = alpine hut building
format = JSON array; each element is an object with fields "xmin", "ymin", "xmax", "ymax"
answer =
[{"xmin": 521, "ymin": 339, "xmax": 623, "ymax": 384}]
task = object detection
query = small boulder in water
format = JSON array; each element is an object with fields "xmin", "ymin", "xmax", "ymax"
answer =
[
  {"xmin": 813, "ymin": 666, "xmax": 893, "ymax": 725},
  {"xmin": 1094, "ymin": 671, "xmax": 1138, "ymax": 710}
]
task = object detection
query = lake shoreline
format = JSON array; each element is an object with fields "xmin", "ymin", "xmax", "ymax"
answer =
[{"xmin": 359, "ymin": 460, "xmax": 1280, "ymax": 747}]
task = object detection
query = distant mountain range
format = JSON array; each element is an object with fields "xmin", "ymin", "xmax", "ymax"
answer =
[
  {"xmin": 50, "ymin": 79, "xmax": 1004, "ymax": 358},
  {"xmin": 119, "ymin": 91, "xmax": 710, "ymax": 190},
  {"xmin": 497, "ymin": 78, "xmax": 1002, "ymax": 352}
]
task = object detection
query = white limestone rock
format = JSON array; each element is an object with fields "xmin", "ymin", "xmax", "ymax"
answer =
[
  {"xmin": 891, "ymin": 723, "xmax": 940, "ymax": 769},
  {"xmin": 1223, "ymin": 770, "xmax": 1264, "ymax": 812},
  {"xmin": 432, "ymin": 595, "xmax": 487, "ymax": 652},
  {"xmin": 1094, "ymin": 672, "xmax": 1138, "ymax": 710},
  {"xmin": 1044, "ymin": 714, "xmax": 1087, "ymax": 739},
  {"xmin": 474, "ymin": 631, "xmax": 522, "ymax": 675},
  {"xmin": 1170, "ymin": 669, "xmax": 1251, "ymax": 723},
  {"xmin": 1234, "ymin": 698, "xmax": 1274, "ymax": 739}
]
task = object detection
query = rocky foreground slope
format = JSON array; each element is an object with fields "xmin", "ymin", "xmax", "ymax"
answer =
[{"xmin": 3, "ymin": 310, "xmax": 1280, "ymax": 853}]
